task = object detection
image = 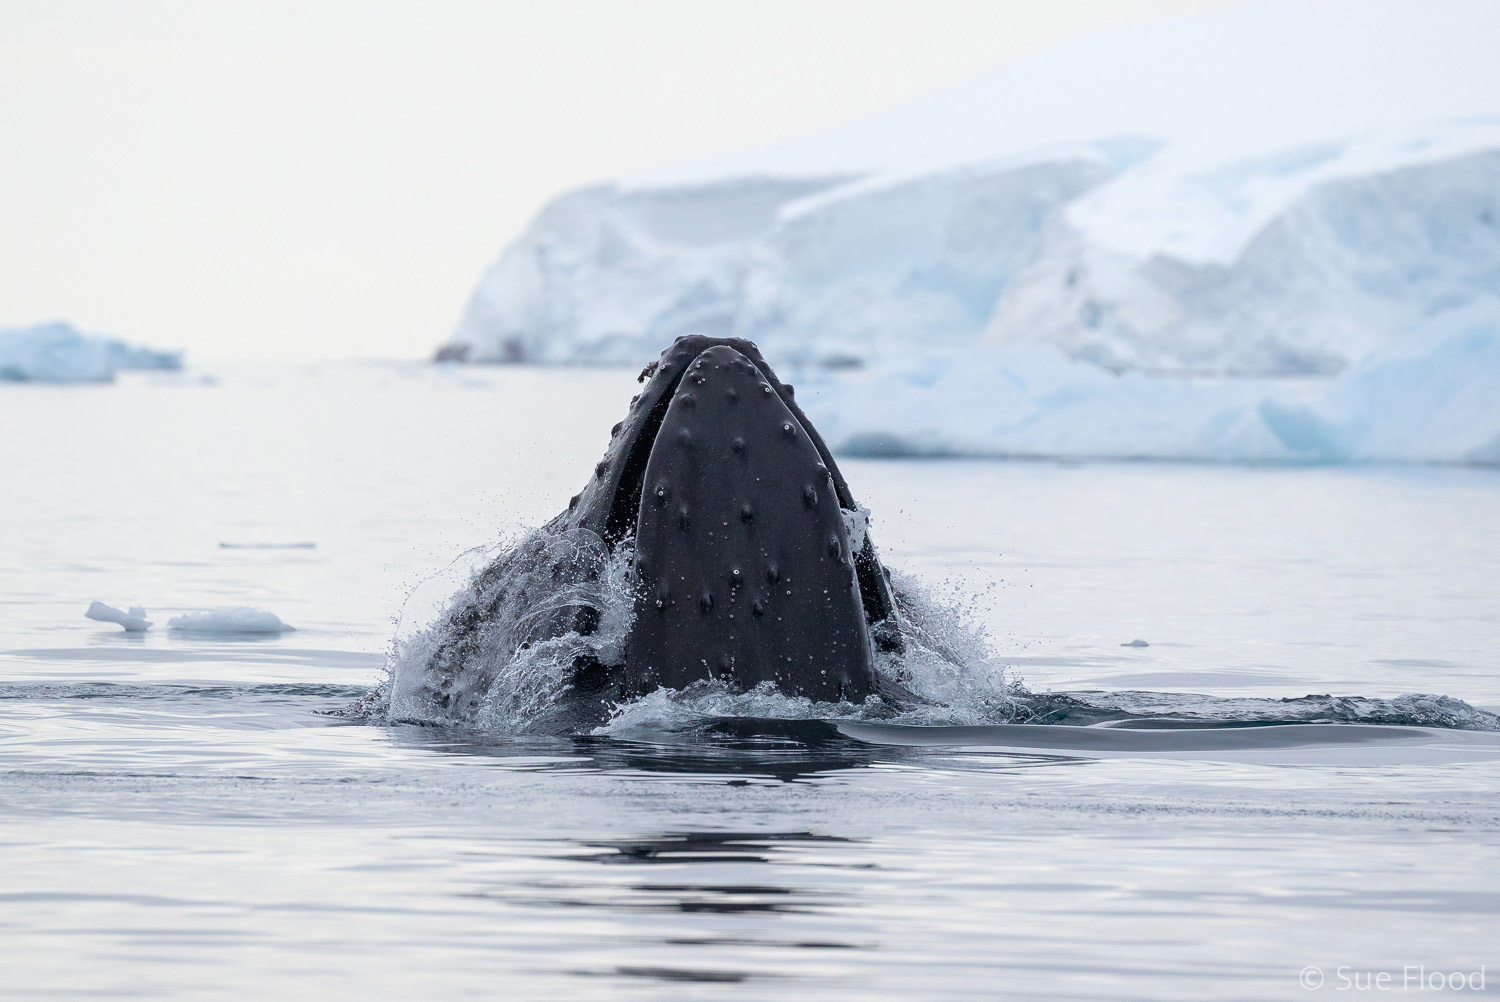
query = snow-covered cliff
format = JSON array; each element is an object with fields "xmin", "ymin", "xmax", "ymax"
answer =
[{"xmin": 447, "ymin": 0, "xmax": 1500, "ymax": 462}]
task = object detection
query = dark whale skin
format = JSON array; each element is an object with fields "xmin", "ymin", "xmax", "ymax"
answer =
[
  {"xmin": 414, "ymin": 335, "xmax": 902, "ymax": 716},
  {"xmin": 624, "ymin": 345, "xmax": 874, "ymax": 701},
  {"xmin": 556, "ymin": 335, "xmax": 897, "ymax": 642}
]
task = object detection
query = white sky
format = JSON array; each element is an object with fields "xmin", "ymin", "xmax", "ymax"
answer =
[{"xmin": 0, "ymin": 0, "xmax": 1232, "ymax": 361}]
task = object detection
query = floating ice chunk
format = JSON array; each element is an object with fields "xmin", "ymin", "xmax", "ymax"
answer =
[
  {"xmin": 85, "ymin": 601, "xmax": 152, "ymax": 632},
  {"xmin": 167, "ymin": 608, "xmax": 295, "ymax": 634},
  {"xmin": 0, "ymin": 322, "xmax": 181, "ymax": 383},
  {"xmin": 218, "ymin": 542, "xmax": 317, "ymax": 550},
  {"xmin": 1122, "ymin": 639, "xmax": 1150, "ymax": 648}
]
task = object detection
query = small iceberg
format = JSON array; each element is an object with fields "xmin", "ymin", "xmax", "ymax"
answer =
[
  {"xmin": 0, "ymin": 322, "xmax": 181, "ymax": 383},
  {"xmin": 167, "ymin": 608, "xmax": 296, "ymax": 634},
  {"xmin": 218, "ymin": 542, "xmax": 317, "ymax": 550},
  {"xmin": 85, "ymin": 602, "xmax": 152, "ymax": 633}
]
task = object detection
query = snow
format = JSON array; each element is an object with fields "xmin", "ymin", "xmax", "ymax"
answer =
[
  {"xmin": 167, "ymin": 608, "xmax": 295, "ymax": 634},
  {"xmin": 85, "ymin": 602, "xmax": 152, "ymax": 633},
  {"xmin": 447, "ymin": 0, "xmax": 1500, "ymax": 464},
  {"xmin": 987, "ymin": 143, "xmax": 1500, "ymax": 375},
  {"xmin": 630, "ymin": 0, "xmax": 1500, "ymax": 187},
  {"xmin": 0, "ymin": 322, "xmax": 182, "ymax": 383}
]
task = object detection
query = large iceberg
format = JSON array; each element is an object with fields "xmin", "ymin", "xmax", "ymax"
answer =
[
  {"xmin": 447, "ymin": 0, "xmax": 1500, "ymax": 463},
  {"xmin": 0, "ymin": 322, "xmax": 182, "ymax": 383}
]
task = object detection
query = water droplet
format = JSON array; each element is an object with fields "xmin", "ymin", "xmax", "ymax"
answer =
[
  {"xmin": 729, "ymin": 567, "xmax": 742, "ymax": 585},
  {"xmin": 653, "ymin": 480, "xmax": 670, "ymax": 505},
  {"xmin": 781, "ymin": 421, "xmax": 795, "ymax": 437},
  {"xmin": 760, "ymin": 384, "xmax": 773, "ymax": 395}
]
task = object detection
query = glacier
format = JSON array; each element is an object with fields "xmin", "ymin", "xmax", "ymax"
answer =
[
  {"xmin": 446, "ymin": 0, "xmax": 1500, "ymax": 464},
  {"xmin": 0, "ymin": 322, "xmax": 182, "ymax": 383},
  {"xmin": 797, "ymin": 299, "xmax": 1500, "ymax": 464}
]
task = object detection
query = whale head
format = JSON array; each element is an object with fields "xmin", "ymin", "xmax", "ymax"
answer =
[
  {"xmin": 558, "ymin": 335, "xmax": 899, "ymax": 702},
  {"xmin": 402, "ymin": 335, "xmax": 904, "ymax": 725}
]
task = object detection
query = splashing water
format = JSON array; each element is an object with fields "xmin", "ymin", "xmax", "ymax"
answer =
[
  {"xmin": 349, "ymin": 526, "xmax": 1498, "ymax": 736},
  {"xmin": 348, "ymin": 527, "xmax": 637, "ymax": 732}
]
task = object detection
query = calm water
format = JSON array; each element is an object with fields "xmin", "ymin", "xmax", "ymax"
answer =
[{"xmin": 2, "ymin": 363, "xmax": 1498, "ymax": 1000}]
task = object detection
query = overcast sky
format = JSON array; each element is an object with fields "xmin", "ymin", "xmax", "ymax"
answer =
[{"xmin": 0, "ymin": 0, "xmax": 1233, "ymax": 361}]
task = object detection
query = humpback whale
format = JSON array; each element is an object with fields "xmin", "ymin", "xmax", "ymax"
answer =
[{"xmin": 405, "ymin": 335, "xmax": 905, "ymax": 723}]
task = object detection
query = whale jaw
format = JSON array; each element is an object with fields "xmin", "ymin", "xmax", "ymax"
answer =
[{"xmin": 623, "ymin": 346, "xmax": 877, "ymax": 702}]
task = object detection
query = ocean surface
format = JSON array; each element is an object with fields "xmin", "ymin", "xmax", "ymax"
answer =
[{"xmin": 2, "ymin": 363, "xmax": 1498, "ymax": 1000}]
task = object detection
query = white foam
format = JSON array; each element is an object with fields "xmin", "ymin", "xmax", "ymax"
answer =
[{"xmin": 380, "ymin": 528, "xmax": 637, "ymax": 731}]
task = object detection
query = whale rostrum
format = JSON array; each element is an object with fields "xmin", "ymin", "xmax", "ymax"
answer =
[
  {"xmin": 625, "ymin": 344, "xmax": 878, "ymax": 700},
  {"xmin": 412, "ymin": 335, "xmax": 903, "ymax": 718}
]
